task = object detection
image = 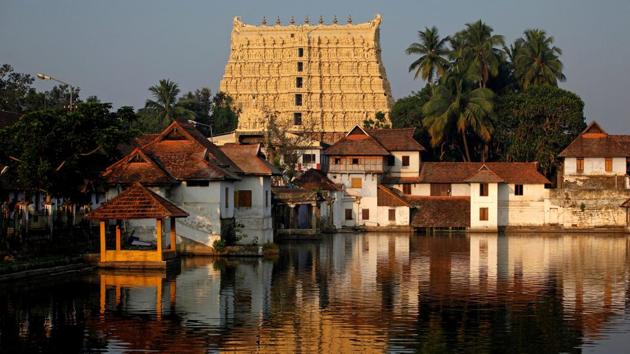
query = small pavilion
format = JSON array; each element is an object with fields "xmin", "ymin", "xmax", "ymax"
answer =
[{"xmin": 89, "ymin": 182, "xmax": 189, "ymax": 268}]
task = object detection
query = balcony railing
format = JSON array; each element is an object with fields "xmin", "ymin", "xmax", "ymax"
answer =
[{"xmin": 328, "ymin": 163, "xmax": 384, "ymax": 173}]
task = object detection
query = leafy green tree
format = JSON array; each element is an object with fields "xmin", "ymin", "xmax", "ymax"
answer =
[
  {"xmin": 406, "ymin": 27, "xmax": 450, "ymax": 84},
  {"xmin": 513, "ymin": 29, "xmax": 566, "ymax": 90},
  {"xmin": 492, "ymin": 86, "xmax": 585, "ymax": 177},
  {"xmin": 423, "ymin": 72, "xmax": 495, "ymax": 162},
  {"xmin": 0, "ymin": 102, "xmax": 138, "ymax": 201},
  {"xmin": 135, "ymin": 79, "xmax": 194, "ymax": 133},
  {"xmin": 452, "ymin": 20, "xmax": 505, "ymax": 88},
  {"xmin": 208, "ymin": 92, "xmax": 238, "ymax": 135},
  {"xmin": 363, "ymin": 111, "xmax": 391, "ymax": 129}
]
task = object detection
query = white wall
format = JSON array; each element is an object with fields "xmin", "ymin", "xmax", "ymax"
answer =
[
  {"xmin": 376, "ymin": 206, "xmax": 409, "ymax": 226},
  {"xmin": 564, "ymin": 157, "xmax": 627, "ymax": 176},
  {"xmin": 387, "ymin": 151, "xmax": 420, "ymax": 177},
  {"xmin": 470, "ymin": 183, "xmax": 498, "ymax": 231},
  {"xmin": 234, "ymin": 176, "xmax": 273, "ymax": 244},
  {"xmin": 498, "ymin": 184, "xmax": 547, "ymax": 226},
  {"xmin": 451, "ymin": 184, "xmax": 470, "ymax": 196},
  {"xmin": 297, "ymin": 148, "xmax": 325, "ymax": 171}
]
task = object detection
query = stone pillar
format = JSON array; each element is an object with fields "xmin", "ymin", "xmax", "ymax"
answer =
[
  {"xmin": 311, "ymin": 202, "xmax": 319, "ymax": 230},
  {"xmin": 169, "ymin": 217, "xmax": 177, "ymax": 251},
  {"xmin": 288, "ymin": 204, "xmax": 296, "ymax": 229},
  {"xmin": 99, "ymin": 221, "xmax": 106, "ymax": 261},
  {"xmin": 115, "ymin": 223, "xmax": 121, "ymax": 251},
  {"xmin": 156, "ymin": 218, "xmax": 163, "ymax": 260}
]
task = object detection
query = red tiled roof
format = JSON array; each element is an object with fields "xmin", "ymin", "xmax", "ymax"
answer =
[
  {"xmin": 464, "ymin": 165, "xmax": 505, "ymax": 183},
  {"xmin": 102, "ymin": 148, "xmax": 177, "ymax": 186},
  {"xmin": 419, "ymin": 162, "xmax": 550, "ymax": 184},
  {"xmin": 409, "ymin": 196, "xmax": 471, "ymax": 228},
  {"xmin": 381, "ymin": 176, "xmax": 423, "ymax": 184},
  {"xmin": 104, "ymin": 120, "xmax": 242, "ymax": 185},
  {"xmin": 0, "ymin": 111, "xmax": 20, "ymax": 128},
  {"xmin": 89, "ymin": 183, "xmax": 189, "ymax": 220},
  {"xmin": 324, "ymin": 126, "xmax": 390, "ymax": 156},
  {"xmin": 294, "ymin": 168, "xmax": 341, "ymax": 191},
  {"xmin": 220, "ymin": 143, "xmax": 281, "ymax": 176},
  {"xmin": 560, "ymin": 122, "xmax": 630, "ymax": 157},
  {"xmin": 377, "ymin": 185, "xmax": 411, "ymax": 207},
  {"xmin": 366, "ymin": 128, "xmax": 425, "ymax": 151}
]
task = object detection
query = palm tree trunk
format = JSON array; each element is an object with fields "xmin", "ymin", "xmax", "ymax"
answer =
[{"xmin": 461, "ymin": 132, "xmax": 471, "ymax": 162}]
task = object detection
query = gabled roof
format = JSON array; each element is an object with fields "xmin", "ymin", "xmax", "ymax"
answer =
[
  {"xmin": 377, "ymin": 184, "xmax": 411, "ymax": 207},
  {"xmin": 294, "ymin": 168, "xmax": 341, "ymax": 191},
  {"xmin": 104, "ymin": 120, "xmax": 242, "ymax": 185},
  {"xmin": 464, "ymin": 165, "xmax": 505, "ymax": 183},
  {"xmin": 419, "ymin": 162, "xmax": 550, "ymax": 184},
  {"xmin": 219, "ymin": 143, "xmax": 281, "ymax": 176},
  {"xmin": 324, "ymin": 126, "xmax": 390, "ymax": 156},
  {"xmin": 559, "ymin": 121, "xmax": 630, "ymax": 157},
  {"xmin": 409, "ymin": 196, "xmax": 471, "ymax": 228},
  {"xmin": 102, "ymin": 148, "xmax": 178, "ymax": 186},
  {"xmin": 89, "ymin": 183, "xmax": 189, "ymax": 220},
  {"xmin": 366, "ymin": 128, "xmax": 425, "ymax": 152}
]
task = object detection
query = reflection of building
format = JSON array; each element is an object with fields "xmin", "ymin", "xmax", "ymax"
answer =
[{"xmin": 220, "ymin": 15, "xmax": 393, "ymax": 134}]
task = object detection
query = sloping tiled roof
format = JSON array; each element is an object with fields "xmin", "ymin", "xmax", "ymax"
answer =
[
  {"xmin": 324, "ymin": 126, "xmax": 390, "ymax": 156},
  {"xmin": 102, "ymin": 148, "xmax": 178, "ymax": 186},
  {"xmin": 381, "ymin": 176, "xmax": 424, "ymax": 184},
  {"xmin": 219, "ymin": 143, "xmax": 281, "ymax": 176},
  {"xmin": 464, "ymin": 165, "xmax": 505, "ymax": 183},
  {"xmin": 621, "ymin": 199, "xmax": 630, "ymax": 208},
  {"xmin": 560, "ymin": 121, "xmax": 630, "ymax": 157},
  {"xmin": 409, "ymin": 196, "xmax": 471, "ymax": 228},
  {"xmin": 377, "ymin": 185, "xmax": 411, "ymax": 207},
  {"xmin": 89, "ymin": 183, "xmax": 189, "ymax": 220},
  {"xmin": 419, "ymin": 162, "xmax": 550, "ymax": 184},
  {"xmin": 366, "ymin": 128, "xmax": 425, "ymax": 151},
  {"xmin": 104, "ymin": 120, "xmax": 242, "ymax": 185},
  {"xmin": 294, "ymin": 168, "xmax": 341, "ymax": 191},
  {"xmin": 0, "ymin": 111, "xmax": 20, "ymax": 128}
]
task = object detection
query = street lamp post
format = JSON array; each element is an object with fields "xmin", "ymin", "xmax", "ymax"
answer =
[
  {"xmin": 188, "ymin": 120, "xmax": 214, "ymax": 143},
  {"xmin": 36, "ymin": 73, "xmax": 76, "ymax": 110}
]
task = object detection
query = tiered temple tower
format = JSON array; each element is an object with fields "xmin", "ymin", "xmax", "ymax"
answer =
[{"xmin": 219, "ymin": 15, "xmax": 393, "ymax": 134}]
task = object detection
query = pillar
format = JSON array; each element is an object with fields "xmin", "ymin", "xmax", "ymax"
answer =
[
  {"xmin": 99, "ymin": 221, "xmax": 106, "ymax": 261},
  {"xmin": 115, "ymin": 223, "xmax": 121, "ymax": 251},
  {"xmin": 156, "ymin": 218, "xmax": 163, "ymax": 260},
  {"xmin": 311, "ymin": 202, "xmax": 318, "ymax": 230},
  {"xmin": 170, "ymin": 217, "xmax": 176, "ymax": 251},
  {"xmin": 288, "ymin": 204, "xmax": 296, "ymax": 229}
]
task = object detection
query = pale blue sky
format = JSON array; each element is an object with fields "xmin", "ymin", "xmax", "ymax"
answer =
[{"xmin": 1, "ymin": 0, "xmax": 629, "ymax": 132}]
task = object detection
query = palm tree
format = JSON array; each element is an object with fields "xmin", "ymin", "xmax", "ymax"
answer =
[
  {"xmin": 405, "ymin": 26, "xmax": 450, "ymax": 84},
  {"xmin": 422, "ymin": 72, "xmax": 494, "ymax": 161},
  {"xmin": 453, "ymin": 20, "xmax": 505, "ymax": 88},
  {"xmin": 145, "ymin": 79, "xmax": 193, "ymax": 121},
  {"xmin": 513, "ymin": 29, "xmax": 566, "ymax": 89}
]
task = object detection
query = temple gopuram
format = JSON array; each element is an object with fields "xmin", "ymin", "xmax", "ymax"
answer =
[{"xmin": 219, "ymin": 14, "xmax": 393, "ymax": 136}]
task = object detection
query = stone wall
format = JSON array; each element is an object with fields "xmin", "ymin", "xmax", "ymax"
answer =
[{"xmin": 548, "ymin": 187, "xmax": 630, "ymax": 228}]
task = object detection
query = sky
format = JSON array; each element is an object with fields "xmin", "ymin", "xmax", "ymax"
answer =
[{"xmin": 1, "ymin": 0, "xmax": 629, "ymax": 133}]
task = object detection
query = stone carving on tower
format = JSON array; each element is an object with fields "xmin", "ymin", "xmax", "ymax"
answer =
[{"xmin": 220, "ymin": 14, "xmax": 394, "ymax": 134}]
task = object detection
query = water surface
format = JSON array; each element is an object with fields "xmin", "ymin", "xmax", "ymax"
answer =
[{"xmin": 1, "ymin": 233, "xmax": 630, "ymax": 353}]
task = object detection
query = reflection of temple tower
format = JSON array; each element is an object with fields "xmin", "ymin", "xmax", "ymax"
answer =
[{"xmin": 220, "ymin": 15, "xmax": 393, "ymax": 133}]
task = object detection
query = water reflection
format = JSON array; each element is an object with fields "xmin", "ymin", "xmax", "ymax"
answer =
[{"xmin": 1, "ymin": 233, "xmax": 629, "ymax": 353}]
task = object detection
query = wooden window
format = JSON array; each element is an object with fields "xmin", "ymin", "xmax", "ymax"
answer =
[
  {"xmin": 334, "ymin": 158, "xmax": 341, "ymax": 165},
  {"xmin": 293, "ymin": 112, "xmax": 302, "ymax": 125},
  {"xmin": 480, "ymin": 183, "xmax": 489, "ymax": 197},
  {"xmin": 362, "ymin": 208, "xmax": 370, "ymax": 220},
  {"xmin": 430, "ymin": 184, "xmax": 451, "ymax": 196},
  {"xmin": 386, "ymin": 155, "xmax": 395, "ymax": 166},
  {"xmin": 225, "ymin": 187, "xmax": 229, "ymax": 209},
  {"xmin": 298, "ymin": 48, "xmax": 304, "ymax": 57},
  {"xmin": 296, "ymin": 77, "xmax": 303, "ymax": 88},
  {"xmin": 345, "ymin": 209, "xmax": 353, "ymax": 220},
  {"xmin": 514, "ymin": 184, "xmax": 524, "ymax": 196},
  {"xmin": 295, "ymin": 94, "xmax": 302, "ymax": 106},
  {"xmin": 388, "ymin": 209, "xmax": 396, "ymax": 221},
  {"xmin": 402, "ymin": 156, "xmax": 410, "ymax": 167},
  {"xmin": 351, "ymin": 178, "xmax": 362, "ymax": 188},
  {"xmin": 576, "ymin": 158, "xmax": 584, "ymax": 173},
  {"xmin": 302, "ymin": 154, "xmax": 316, "ymax": 164},
  {"xmin": 479, "ymin": 207, "xmax": 489, "ymax": 221},
  {"xmin": 403, "ymin": 184, "xmax": 411, "ymax": 195},
  {"xmin": 235, "ymin": 190, "xmax": 252, "ymax": 208},
  {"xmin": 297, "ymin": 62, "xmax": 303, "ymax": 72},
  {"xmin": 352, "ymin": 158, "xmax": 359, "ymax": 165},
  {"xmin": 605, "ymin": 158, "xmax": 613, "ymax": 172}
]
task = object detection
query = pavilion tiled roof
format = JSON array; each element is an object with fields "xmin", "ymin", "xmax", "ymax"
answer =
[
  {"xmin": 89, "ymin": 183, "xmax": 189, "ymax": 220},
  {"xmin": 409, "ymin": 196, "xmax": 471, "ymax": 228},
  {"xmin": 219, "ymin": 143, "xmax": 281, "ymax": 176},
  {"xmin": 294, "ymin": 168, "xmax": 341, "ymax": 191},
  {"xmin": 419, "ymin": 162, "xmax": 550, "ymax": 184},
  {"xmin": 102, "ymin": 148, "xmax": 177, "ymax": 186},
  {"xmin": 559, "ymin": 121, "xmax": 630, "ymax": 157},
  {"xmin": 324, "ymin": 126, "xmax": 390, "ymax": 156},
  {"xmin": 366, "ymin": 128, "xmax": 425, "ymax": 151}
]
